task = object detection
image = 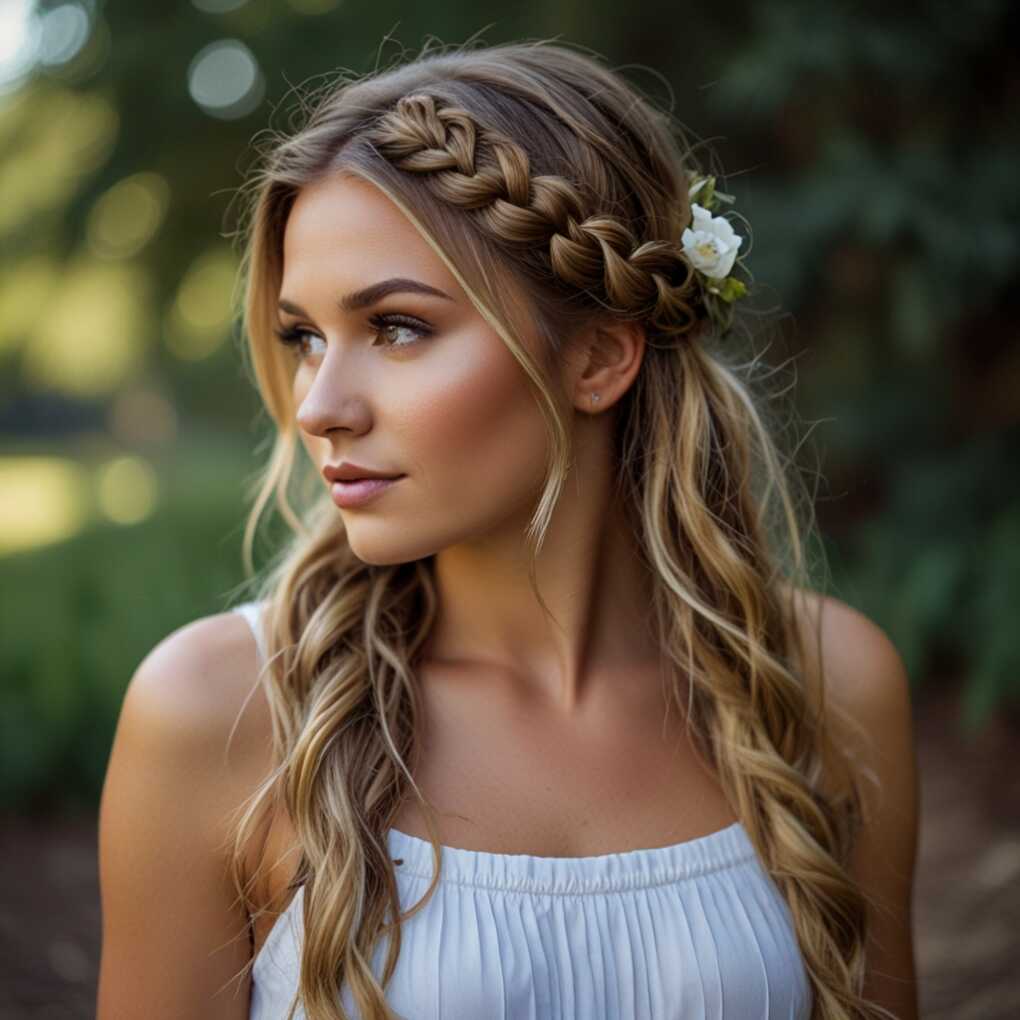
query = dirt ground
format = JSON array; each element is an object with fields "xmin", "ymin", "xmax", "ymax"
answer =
[{"xmin": 1, "ymin": 682, "xmax": 1017, "ymax": 1019}]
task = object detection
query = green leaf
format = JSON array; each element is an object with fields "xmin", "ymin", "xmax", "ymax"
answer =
[
  {"xmin": 718, "ymin": 276, "xmax": 748, "ymax": 302},
  {"xmin": 698, "ymin": 176, "xmax": 718, "ymax": 210}
]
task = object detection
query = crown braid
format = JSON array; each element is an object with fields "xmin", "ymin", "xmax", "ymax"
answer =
[{"xmin": 367, "ymin": 93, "xmax": 704, "ymax": 345}]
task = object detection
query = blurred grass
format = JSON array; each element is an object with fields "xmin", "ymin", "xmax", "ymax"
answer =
[{"xmin": 0, "ymin": 433, "xmax": 258, "ymax": 813}]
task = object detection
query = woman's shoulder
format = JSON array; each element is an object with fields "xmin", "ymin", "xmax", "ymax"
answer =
[
  {"xmin": 119, "ymin": 604, "xmax": 272, "ymax": 785},
  {"xmin": 779, "ymin": 583, "xmax": 915, "ymax": 801},
  {"xmin": 98, "ymin": 606, "xmax": 273, "ymax": 1016},
  {"xmin": 780, "ymin": 583, "xmax": 910, "ymax": 719},
  {"xmin": 777, "ymin": 592, "xmax": 919, "ymax": 1013}
]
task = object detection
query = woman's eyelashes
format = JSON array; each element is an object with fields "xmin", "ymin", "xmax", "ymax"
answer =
[
  {"xmin": 273, "ymin": 312, "xmax": 433, "ymax": 359},
  {"xmin": 273, "ymin": 326, "xmax": 325, "ymax": 359}
]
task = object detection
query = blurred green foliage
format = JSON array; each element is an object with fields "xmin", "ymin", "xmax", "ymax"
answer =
[
  {"xmin": 708, "ymin": 1, "xmax": 1020, "ymax": 730},
  {"xmin": 0, "ymin": 0, "xmax": 1017, "ymax": 811},
  {"xmin": 0, "ymin": 434, "xmax": 257, "ymax": 812}
]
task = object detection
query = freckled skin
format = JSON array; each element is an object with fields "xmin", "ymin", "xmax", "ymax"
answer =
[{"xmin": 282, "ymin": 174, "xmax": 550, "ymax": 567}]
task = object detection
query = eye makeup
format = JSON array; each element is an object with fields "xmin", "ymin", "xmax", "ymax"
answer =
[{"xmin": 273, "ymin": 312, "xmax": 434, "ymax": 358}]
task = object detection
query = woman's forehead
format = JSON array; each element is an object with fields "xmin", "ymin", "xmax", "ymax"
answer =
[{"xmin": 280, "ymin": 175, "xmax": 461, "ymax": 302}]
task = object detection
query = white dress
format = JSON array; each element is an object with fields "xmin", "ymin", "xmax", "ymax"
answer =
[{"xmin": 233, "ymin": 601, "xmax": 813, "ymax": 1020}]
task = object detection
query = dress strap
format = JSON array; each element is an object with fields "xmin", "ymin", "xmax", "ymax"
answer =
[{"xmin": 232, "ymin": 601, "xmax": 267, "ymax": 666}]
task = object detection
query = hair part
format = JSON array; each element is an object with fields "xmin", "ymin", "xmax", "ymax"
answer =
[{"xmin": 220, "ymin": 36, "xmax": 895, "ymax": 1020}]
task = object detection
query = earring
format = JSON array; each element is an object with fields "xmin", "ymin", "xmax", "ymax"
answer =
[{"xmin": 591, "ymin": 392, "xmax": 601, "ymax": 405}]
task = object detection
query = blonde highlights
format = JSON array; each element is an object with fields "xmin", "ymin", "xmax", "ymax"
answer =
[{"xmin": 223, "ymin": 38, "xmax": 896, "ymax": 1020}]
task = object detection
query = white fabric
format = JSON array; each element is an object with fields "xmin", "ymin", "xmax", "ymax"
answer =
[{"xmin": 232, "ymin": 601, "xmax": 812, "ymax": 1020}]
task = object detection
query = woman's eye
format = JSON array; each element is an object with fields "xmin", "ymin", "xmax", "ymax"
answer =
[
  {"xmin": 273, "ymin": 327, "xmax": 325, "ymax": 359},
  {"xmin": 369, "ymin": 313, "xmax": 432, "ymax": 349},
  {"xmin": 272, "ymin": 314, "xmax": 431, "ymax": 359}
]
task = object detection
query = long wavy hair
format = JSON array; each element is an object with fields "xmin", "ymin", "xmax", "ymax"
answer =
[{"xmin": 219, "ymin": 37, "xmax": 894, "ymax": 1020}]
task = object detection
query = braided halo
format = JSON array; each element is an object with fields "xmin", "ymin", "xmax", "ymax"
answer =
[{"xmin": 366, "ymin": 92, "xmax": 722, "ymax": 347}]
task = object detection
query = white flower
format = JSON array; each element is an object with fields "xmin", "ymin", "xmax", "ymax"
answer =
[{"xmin": 681, "ymin": 203, "xmax": 743, "ymax": 280}]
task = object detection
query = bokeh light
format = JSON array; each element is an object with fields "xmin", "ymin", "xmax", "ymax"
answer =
[
  {"xmin": 0, "ymin": 254, "xmax": 58, "ymax": 355},
  {"xmin": 0, "ymin": 86, "xmax": 118, "ymax": 234},
  {"xmin": 21, "ymin": 257, "xmax": 153, "ymax": 396},
  {"xmin": 0, "ymin": 0, "xmax": 99, "ymax": 97},
  {"xmin": 164, "ymin": 245, "xmax": 239, "ymax": 360},
  {"xmin": 36, "ymin": 2, "xmax": 92, "ymax": 68},
  {"xmin": 0, "ymin": 456, "xmax": 88, "ymax": 555},
  {"xmin": 86, "ymin": 171, "xmax": 171, "ymax": 260},
  {"xmin": 95, "ymin": 455, "xmax": 158, "ymax": 525},
  {"xmin": 0, "ymin": 0, "xmax": 40, "ymax": 96},
  {"xmin": 187, "ymin": 38, "xmax": 264, "ymax": 119}
]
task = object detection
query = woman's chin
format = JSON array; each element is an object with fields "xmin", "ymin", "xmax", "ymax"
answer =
[{"xmin": 344, "ymin": 527, "xmax": 439, "ymax": 568}]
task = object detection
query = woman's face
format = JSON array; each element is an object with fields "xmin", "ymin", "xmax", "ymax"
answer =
[{"xmin": 277, "ymin": 172, "xmax": 552, "ymax": 565}]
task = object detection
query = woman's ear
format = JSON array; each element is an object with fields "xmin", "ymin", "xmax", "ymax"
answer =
[{"xmin": 563, "ymin": 318, "xmax": 646, "ymax": 414}]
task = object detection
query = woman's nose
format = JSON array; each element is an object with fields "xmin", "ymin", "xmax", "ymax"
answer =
[{"xmin": 295, "ymin": 359, "xmax": 371, "ymax": 439}]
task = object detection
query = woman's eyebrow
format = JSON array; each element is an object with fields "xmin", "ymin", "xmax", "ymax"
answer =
[{"xmin": 278, "ymin": 277, "xmax": 455, "ymax": 317}]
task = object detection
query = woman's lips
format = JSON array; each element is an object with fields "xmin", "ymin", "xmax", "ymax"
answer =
[{"xmin": 329, "ymin": 475, "xmax": 404, "ymax": 509}]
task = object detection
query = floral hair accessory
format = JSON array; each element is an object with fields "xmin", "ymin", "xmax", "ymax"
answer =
[{"xmin": 681, "ymin": 172, "xmax": 749, "ymax": 337}]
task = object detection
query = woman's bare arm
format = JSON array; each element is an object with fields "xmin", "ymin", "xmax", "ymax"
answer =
[
  {"xmin": 97, "ymin": 614, "xmax": 262, "ymax": 1020},
  {"xmin": 815, "ymin": 595, "xmax": 922, "ymax": 1020}
]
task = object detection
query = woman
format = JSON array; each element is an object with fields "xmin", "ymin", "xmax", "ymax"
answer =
[{"xmin": 96, "ymin": 39, "xmax": 919, "ymax": 1020}]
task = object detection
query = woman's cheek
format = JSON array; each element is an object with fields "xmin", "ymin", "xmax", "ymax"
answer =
[{"xmin": 396, "ymin": 352, "xmax": 550, "ymax": 525}]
